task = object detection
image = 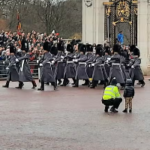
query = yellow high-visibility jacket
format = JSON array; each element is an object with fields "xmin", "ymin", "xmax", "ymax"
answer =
[{"xmin": 103, "ymin": 85, "xmax": 121, "ymax": 100}]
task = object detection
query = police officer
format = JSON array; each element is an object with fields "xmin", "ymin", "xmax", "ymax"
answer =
[{"xmin": 102, "ymin": 78, "xmax": 122, "ymax": 113}]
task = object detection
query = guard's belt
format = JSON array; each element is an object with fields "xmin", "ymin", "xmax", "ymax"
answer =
[
  {"xmin": 112, "ymin": 63, "xmax": 120, "ymax": 65},
  {"xmin": 79, "ymin": 62, "xmax": 86, "ymax": 65},
  {"xmin": 67, "ymin": 61, "xmax": 74, "ymax": 64}
]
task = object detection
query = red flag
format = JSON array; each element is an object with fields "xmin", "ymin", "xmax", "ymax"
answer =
[
  {"xmin": 17, "ymin": 11, "xmax": 21, "ymax": 31},
  {"xmin": 17, "ymin": 22, "xmax": 21, "ymax": 30}
]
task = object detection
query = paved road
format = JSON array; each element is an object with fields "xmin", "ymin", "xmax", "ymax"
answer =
[{"xmin": 0, "ymin": 80, "xmax": 149, "ymax": 150}]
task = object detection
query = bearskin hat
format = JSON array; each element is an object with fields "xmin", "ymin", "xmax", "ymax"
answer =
[
  {"xmin": 86, "ymin": 44, "xmax": 93, "ymax": 52},
  {"xmin": 70, "ymin": 39, "xmax": 76, "ymax": 46},
  {"xmin": 113, "ymin": 44, "xmax": 121, "ymax": 54},
  {"xmin": 67, "ymin": 44, "xmax": 74, "ymax": 53},
  {"xmin": 133, "ymin": 48, "xmax": 140, "ymax": 57},
  {"xmin": 104, "ymin": 46, "xmax": 111, "ymax": 55},
  {"xmin": 76, "ymin": 39, "xmax": 81, "ymax": 44},
  {"xmin": 50, "ymin": 46, "xmax": 58, "ymax": 55},
  {"xmin": 43, "ymin": 41, "xmax": 49, "ymax": 51},
  {"xmin": 96, "ymin": 44, "xmax": 103, "ymax": 56},
  {"xmin": 10, "ymin": 45, "xmax": 16, "ymax": 54},
  {"xmin": 57, "ymin": 43, "xmax": 64, "ymax": 51},
  {"xmin": 130, "ymin": 45, "xmax": 136, "ymax": 52},
  {"xmin": 78, "ymin": 43, "xmax": 86, "ymax": 54}
]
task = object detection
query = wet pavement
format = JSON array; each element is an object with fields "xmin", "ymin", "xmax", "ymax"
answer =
[{"xmin": 0, "ymin": 79, "xmax": 150, "ymax": 150}]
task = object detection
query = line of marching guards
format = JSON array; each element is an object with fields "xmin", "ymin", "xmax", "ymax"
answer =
[{"xmin": 2, "ymin": 40, "xmax": 145, "ymax": 91}]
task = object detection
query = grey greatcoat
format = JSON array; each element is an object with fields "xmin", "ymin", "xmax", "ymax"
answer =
[
  {"xmin": 103, "ymin": 55, "xmax": 111, "ymax": 77},
  {"xmin": 6, "ymin": 55, "xmax": 19, "ymax": 82},
  {"xmin": 40, "ymin": 52, "xmax": 55, "ymax": 83},
  {"xmin": 109, "ymin": 54, "xmax": 125, "ymax": 84},
  {"xmin": 64, "ymin": 53, "xmax": 76, "ymax": 78},
  {"xmin": 92, "ymin": 56, "xmax": 107, "ymax": 81},
  {"xmin": 75, "ymin": 54, "xmax": 88, "ymax": 80},
  {"xmin": 86, "ymin": 53, "xmax": 95, "ymax": 78},
  {"xmin": 54, "ymin": 51, "xmax": 66, "ymax": 80},
  {"xmin": 129, "ymin": 57, "xmax": 144, "ymax": 81},
  {"xmin": 18, "ymin": 53, "xmax": 33, "ymax": 82}
]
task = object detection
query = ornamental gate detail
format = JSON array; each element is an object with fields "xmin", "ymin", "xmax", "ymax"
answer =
[{"xmin": 103, "ymin": 0, "xmax": 138, "ymax": 46}]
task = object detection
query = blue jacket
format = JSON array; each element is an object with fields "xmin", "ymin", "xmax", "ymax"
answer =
[{"xmin": 117, "ymin": 33, "xmax": 124, "ymax": 44}]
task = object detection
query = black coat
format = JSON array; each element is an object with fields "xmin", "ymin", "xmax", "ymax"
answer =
[
  {"xmin": 21, "ymin": 38, "xmax": 29, "ymax": 51},
  {"xmin": 123, "ymin": 85, "xmax": 135, "ymax": 98}
]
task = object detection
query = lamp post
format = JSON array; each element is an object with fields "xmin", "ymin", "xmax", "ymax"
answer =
[{"xmin": 106, "ymin": 7, "xmax": 111, "ymax": 42}]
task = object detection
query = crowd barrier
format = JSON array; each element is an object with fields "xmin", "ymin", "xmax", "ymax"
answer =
[{"xmin": 0, "ymin": 60, "xmax": 38, "ymax": 80}]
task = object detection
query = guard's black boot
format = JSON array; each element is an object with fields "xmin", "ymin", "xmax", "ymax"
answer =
[
  {"xmin": 90, "ymin": 85, "xmax": 96, "ymax": 89},
  {"xmin": 58, "ymin": 79, "xmax": 62, "ymax": 85},
  {"xmin": 90, "ymin": 80, "xmax": 97, "ymax": 89},
  {"xmin": 104, "ymin": 106, "xmax": 109, "ymax": 113},
  {"xmin": 72, "ymin": 84, "xmax": 79, "ymax": 87},
  {"xmin": 51, "ymin": 82, "xmax": 57, "ymax": 90},
  {"xmin": 46, "ymin": 82, "xmax": 49, "ymax": 85},
  {"xmin": 72, "ymin": 78, "xmax": 76, "ymax": 85},
  {"xmin": 32, "ymin": 80, "xmax": 37, "ymax": 89},
  {"xmin": 141, "ymin": 82, "xmax": 145, "ymax": 87},
  {"xmin": 3, "ymin": 81, "xmax": 10, "ymax": 88},
  {"xmin": 82, "ymin": 80, "xmax": 89, "ymax": 86},
  {"xmin": 129, "ymin": 109, "xmax": 132, "ymax": 113},
  {"xmin": 123, "ymin": 109, "xmax": 128, "ymax": 113},
  {"xmin": 16, "ymin": 82, "xmax": 23, "ymax": 89},
  {"xmin": 72, "ymin": 82, "xmax": 79, "ymax": 87},
  {"xmin": 38, "ymin": 82, "xmax": 44, "ymax": 91},
  {"xmin": 61, "ymin": 79, "xmax": 69, "ymax": 86}
]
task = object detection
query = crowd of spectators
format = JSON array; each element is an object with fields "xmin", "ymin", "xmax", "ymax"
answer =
[{"xmin": 0, "ymin": 30, "xmax": 66, "ymax": 78}]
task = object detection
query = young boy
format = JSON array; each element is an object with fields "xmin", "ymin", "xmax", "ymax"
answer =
[{"xmin": 123, "ymin": 79, "xmax": 135, "ymax": 113}]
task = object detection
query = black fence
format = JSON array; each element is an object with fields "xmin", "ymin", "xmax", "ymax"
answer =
[{"xmin": 0, "ymin": 60, "xmax": 38, "ymax": 80}]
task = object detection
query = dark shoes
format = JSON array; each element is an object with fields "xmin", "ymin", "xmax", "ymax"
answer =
[
  {"xmin": 141, "ymin": 83, "xmax": 145, "ymax": 87},
  {"xmin": 32, "ymin": 85, "xmax": 37, "ymax": 89},
  {"xmin": 104, "ymin": 106, "xmax": 109, "ymax": 113},
  {"xmin": 38, "ymin": 88, "xmax": 44, "ymax": 91},
  {"xmin": 123, "ymin": 109, "xmax": 132, "ymax": 113},
  {"xmin": 2, "ymin": 81, "xmax": 9, "ymax": 88},
  {"xmin": 123, "ymin": 109, "xmax": 127, "ymax": 113},
  {"xmin": 72, "ymin": 85, "xmax": 79, "ymax": 88},
  {"xmin": 82, "ymin": 83, "xmax": 89, "ymax": 86},
  {"xmin": 16, "ymin": 83, "xmax": 24, "ymax": 89},
  {"xmin": 2, "ymin": 85, "xmax": 9, "ymax": 88},
  {"xmin": 110, "ymin": 107, "xmax": 118, "ymax": 113}
]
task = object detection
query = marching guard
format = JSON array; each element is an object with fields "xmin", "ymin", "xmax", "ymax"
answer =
[
  {"xmin": 82, "ymin": 44, "xmax": 95, "ymax": 86},
  {"xmin": 129, "ymin": 48, "xmax": 145, "ymax": 87},
  {"xmin": 2, "ymin": 44, "xmax": 19, "ymax": 88},
  {"xmin": 54, "ymin": 43, "xmax": 66, "ymax": 86},
  {"xmin": 38, "ymin": 41, "xmax": 56, "ymax": 91},
  {"xmin": 90, "ymin": 44, "xmax": 108, "ymax": 88},
  {"xmin": 63, "ymin": 44, "xmax": 76, "ymax": 86},
  {"xmin": 15, "ymin": 36, "xmax": 37, "ymax": 89},
  {"xmin": 109, "ymin": 44, "xmax": 125, "ymax": 89},
  {"xmin": 73, "ymin": 43, "xmax": 88, "ymax": 87}
]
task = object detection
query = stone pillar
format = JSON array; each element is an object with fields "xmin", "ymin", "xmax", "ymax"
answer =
[
  {"xmin": 138, "ymin": 0, "xmax": 149, "ymax": 75},
  {"xmin": 82, "ymin": 0, "xmax": 109, "ymax": 44}
]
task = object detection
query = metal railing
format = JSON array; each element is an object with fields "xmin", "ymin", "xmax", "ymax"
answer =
[{"xmin": 0, "ymin": 60, "xmax": 38, "ymax": 80}]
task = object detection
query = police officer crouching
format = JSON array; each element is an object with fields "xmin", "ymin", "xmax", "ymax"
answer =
[{"xmin": 102, "ymin": 77, "xmax": 122, "ymax": 113}]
